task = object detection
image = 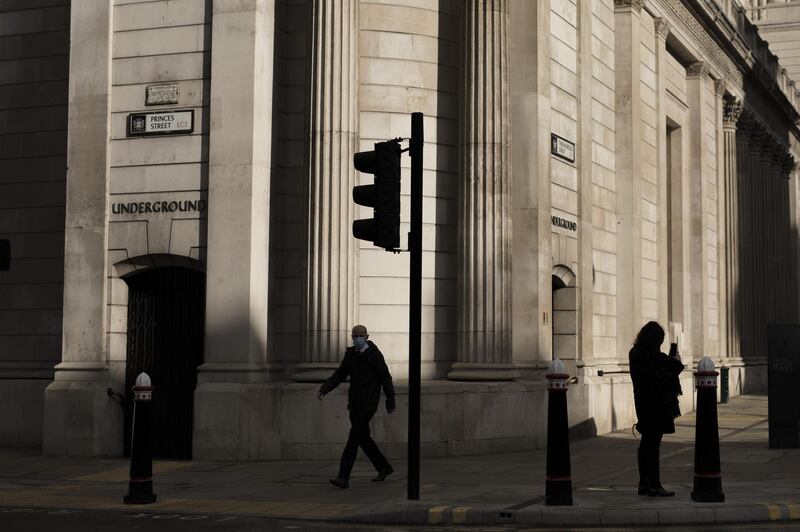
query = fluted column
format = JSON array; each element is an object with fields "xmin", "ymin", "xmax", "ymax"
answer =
[
  {"xmin": 721, "ymin": 97, "xmax": 741, "ymax": 360},
  {"xmin": 293, "ymin": 0, "xmax": 358, "ymax": 382},
  {"xmin": 655, "ymin": 18, "xmax": 671, "ymax": 333},
  {"xmin": 757, "ymin": 133, "xmax": 774, "ymax": 359},
  {"xmin": 451, "ymin": 0, "xmax": 519, "ymax": 381},
  {"xmin": 736, "ymin": 114, "xmax": 755, "ymax": 358}
]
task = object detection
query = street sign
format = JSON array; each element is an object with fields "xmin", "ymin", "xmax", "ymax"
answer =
[
  {"xmin": 551, "ymin": 133, "xmax": 575, "ymax": 163},
  {"xmin": 146, "ymin": 84, "xmax": 179, "ymax": 106},
  {"xmin": 127, "ymin": 110, "xmax": 194, "ymax": 137}
]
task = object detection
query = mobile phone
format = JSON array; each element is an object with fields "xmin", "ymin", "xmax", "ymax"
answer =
[{"xmin": 669, "ymin": 342, "xmax": 678, "ymax": 358}]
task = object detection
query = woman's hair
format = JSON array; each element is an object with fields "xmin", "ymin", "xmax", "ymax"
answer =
[{"xmin": 633, "ymin": 321, "xmax": 665, "ymax": 351}]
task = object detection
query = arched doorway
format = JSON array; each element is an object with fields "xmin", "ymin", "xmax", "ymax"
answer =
[
  {"xmin": 123, "ymin": 266, "xmax": 205, "ymax": 459},
  {"xmin": 552, "ymin": 265, "xmax": 577, "ymax": 361}
]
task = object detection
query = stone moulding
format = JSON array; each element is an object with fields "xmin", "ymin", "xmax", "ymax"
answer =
[
  {"xmin": 658, "ymin": 0, "xmax": 743, "ymax": 87},
  {"xmin": 614, "ymin": 0, "xmax": 645, "ymax": 12}
]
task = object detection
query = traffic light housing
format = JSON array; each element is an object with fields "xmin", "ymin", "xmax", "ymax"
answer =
[
  {"xmin": 353, "ymin": 140, "xmax": 401, "ymax": 250},
  {"xmin": 0, "ymin": 239, "xmax": 9, "ymax": 271}
]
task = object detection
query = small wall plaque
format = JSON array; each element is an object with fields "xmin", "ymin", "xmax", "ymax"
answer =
[
  {"xmin": 127, "ymin": 110, "xmax": 194, "ymax": 136},
  {"xmin": 551, "ymin": 133, "xmax": 576, "ymax": 163},
  {"xmin": 146, "ymin": 84, "xmax": 179, "ymax": 105}
]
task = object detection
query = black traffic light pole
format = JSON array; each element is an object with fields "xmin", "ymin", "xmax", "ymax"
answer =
[{"xmin": 408, "ymin": 112, "xmax": 423, "ymax": 500}]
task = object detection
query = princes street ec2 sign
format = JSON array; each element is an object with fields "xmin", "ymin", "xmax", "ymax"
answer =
[{"xmin": 127, "ymin": 110, "xmax": 194, "ymax": 136}]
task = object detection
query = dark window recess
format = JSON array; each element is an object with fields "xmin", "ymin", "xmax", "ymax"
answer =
[{"xmin": 124, "ymin": 266, "xmax": 205, "ymax": 459}]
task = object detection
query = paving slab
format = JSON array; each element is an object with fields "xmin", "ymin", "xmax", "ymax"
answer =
[{"xmin": 0, "ymin": 393, "xmax": 797, "ymax": 527}]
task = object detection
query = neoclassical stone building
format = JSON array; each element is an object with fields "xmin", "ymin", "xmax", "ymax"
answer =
[{"xmin": 1, "ymin": 0, "xmax": 798, "ymax": 460}]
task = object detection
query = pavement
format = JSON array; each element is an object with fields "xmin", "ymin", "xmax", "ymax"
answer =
[{"xmin": 0, "ymin": 393, "xmax": 798, "ymax": 528}]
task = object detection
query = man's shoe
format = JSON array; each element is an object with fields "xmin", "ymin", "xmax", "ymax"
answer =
[
  {"xmin": 372, "ymin": 467, "xmax": 394, "ymax": 482},
  {"xmin": 648, "ymin": 485, "xmax": 675, "ymax": 497},
  {"xmin": 638, "ymin": 483, "xmax": 649, "ymax": 495},
  {"xmin": 329, "ymin": 477, "xmax": 349, "ymax": 489}
]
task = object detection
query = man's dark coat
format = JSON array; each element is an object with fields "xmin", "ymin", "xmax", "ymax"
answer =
[
  {"xmin": 319, "ymin": 341, "xmax": 395, "ymax": 412},
  {"xmin": 629, "ymin": 347, "xmax": 684, "ymax": 434}
]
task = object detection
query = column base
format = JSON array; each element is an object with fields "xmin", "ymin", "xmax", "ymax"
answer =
[
  {"xmin": 291, "ymin": 362, "xmax": 339, "ymax": 383},
  {"xmin": 447, "ymin": 363, "xmax": 521, "ymax": 381},
  {"xmin": 42, "ymin": 363, "xmax": 122, "ymax": 456}
]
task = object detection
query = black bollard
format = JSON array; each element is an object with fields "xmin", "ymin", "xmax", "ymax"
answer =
[
  {"xmin": 691, "ymin": 356, "xmax": 725, "ymax": 502},
  {"xmin": 545, "ymin": 358, "xmax": 573, "ymax": 506},
  {"xmin": 124, "ymin": 372, "xmax": 157, "ymax": 504}
]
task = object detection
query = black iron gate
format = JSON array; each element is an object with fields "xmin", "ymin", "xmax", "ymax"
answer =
[{"xmin": 124, "ymin": 266, "xmax": 205, "ymax": 459}]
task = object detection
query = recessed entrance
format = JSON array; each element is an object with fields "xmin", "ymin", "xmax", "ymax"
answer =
[{"xmin": 123, "ymin": 266, "xmax": 205, "ymax": 459}]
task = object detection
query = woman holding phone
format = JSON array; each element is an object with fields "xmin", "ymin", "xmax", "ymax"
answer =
[{"xmin": 629, "ymin": 321, "xmax": 685, "ymax": 496}]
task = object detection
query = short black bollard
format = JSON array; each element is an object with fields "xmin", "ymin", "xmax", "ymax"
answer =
[
  {"xmin": 545, "ymin": 358, "xmax": 573, "ymax": 506},
  {"xmin": 691, "ymin": 357, "xmax": 725, "ymax": 502},
  {"xmin": 124, "ymin": 372, "xmax": 157, "ymax": 505}
]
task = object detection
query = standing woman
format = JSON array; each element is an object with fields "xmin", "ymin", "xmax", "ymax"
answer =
[{"xmin": 629, "ymin": 321, "xmax": 684, "ymax": 496}]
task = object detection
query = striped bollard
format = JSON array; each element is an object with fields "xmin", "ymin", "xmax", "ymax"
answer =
[
  {"xmin": 545, "ymin": 358, "xmax": 573, "ymax": 506},
  {"xmin": 124, "ymin": 372, "xmax": 157, "ymax": 504},
  {"xmin": 691, "ymin": 356, "xmax": 725, "ymax": 502}
]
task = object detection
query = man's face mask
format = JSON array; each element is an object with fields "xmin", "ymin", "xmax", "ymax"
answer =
[{"xmin": 353, "ymin": 336, "xmax": 367, "ymax": 349}]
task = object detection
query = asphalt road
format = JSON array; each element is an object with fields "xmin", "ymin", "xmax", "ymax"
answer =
[{"xmin": 1, "ymin": 507, "xmax": 799, "ymax": 532}]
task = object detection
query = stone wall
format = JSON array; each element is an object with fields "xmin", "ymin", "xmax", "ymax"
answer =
[
  {"xmin": 0, "ymin": 0, "xmax": 71, "ymax": 446},
  {"xmin": 590, "ymin": 0, "xmax": 618, "ymax": 362},
  {"xmin": 358, "ymin": 0, "xmax": 460, "ymax": 379}
]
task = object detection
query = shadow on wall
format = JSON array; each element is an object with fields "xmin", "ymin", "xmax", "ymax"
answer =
[
  {"xmin": 266, "ymin": 0, "xmax": 311, "ymax": 372},
  {"xmin": 432, "ymin": 0, "xmax": 461, "ymax": 378},
  {"xmin": 732, "ymin": 74, "xmax": 798, "ymax": 395}
]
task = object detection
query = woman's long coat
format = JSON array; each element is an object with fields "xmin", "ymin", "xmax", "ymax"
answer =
[{"xmin": 629, "ymin": 347, "xmax": 685, "ymax": 434}]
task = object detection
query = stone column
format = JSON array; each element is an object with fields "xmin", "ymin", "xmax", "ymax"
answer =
[
  {"xmin": 787, "ymin": 158, "xmax": 800, "ymax": 322},
  {"xmin": 43, "ymin": 0, "xmax": 119, "ymax": 457},
  {"xmin": 714, "ymin": 81, "xmax": 727, "ymax": 362},
  {"xmin": 655, "ymin": 18, "xmax": 670, "ymax": 335},
  {"xmin": 735, "ymin": 114, "xmax": 754, "ymax": 358},
  {"xmin": 614, "ymin": 0, "xmax": 644, "ymax": 364},
  {"xmin": 293, "ymin": 0, "xmax": 358, "ymax": 382},
  {"xmin": 451, "ymin": 0, "xmax": 519, "ymax": 381},
  {"xmin": 577, "ymin": 0, "xmax": 594, "ymax": 367},
  {"xmin": 721, "ymin": 97, "xmax": 742, "ymax": 360},
  {"xmin": 194, "ymin": 0, "xmax": 279, "ymax": 460},
  {"xmin": 757, "ymin": 133, "xmax": 774, "ymax": 359},
  {"xmin": 509, "ymin": 0, "xmax": 552, "ymax": 376},
  {"xmin": 686, "ymin": 61, "xmax": 710, "ymax": 360}
]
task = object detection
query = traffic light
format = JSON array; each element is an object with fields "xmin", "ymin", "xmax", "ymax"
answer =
[
  {"xmin": 352, "ymin": 140, "xmax": 401, "ymax": 250},
  {"xmin": 0, "ymin": 239, "xmax": 9, "ymax": 271}
]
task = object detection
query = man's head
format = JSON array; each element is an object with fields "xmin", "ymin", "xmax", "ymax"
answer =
[{"xmin": 351, "ymin": 324, "xmax": 368, "ymax": 339}]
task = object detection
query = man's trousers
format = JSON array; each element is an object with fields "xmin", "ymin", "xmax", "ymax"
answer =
[{"xmin": 337, "ymin": 409, "xmax": 391, "ymax": 479}]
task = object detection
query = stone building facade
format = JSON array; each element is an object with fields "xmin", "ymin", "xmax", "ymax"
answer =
[{"xmin": 1, "ymin": 0, "xmax": 798, "ymax": 460}]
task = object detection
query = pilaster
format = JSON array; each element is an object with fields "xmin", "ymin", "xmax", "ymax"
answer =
[
  {"xmin": 614, "ymin": 0, "xmax": 644, "ymax": 363},
  {"xmin": 721, "ymin": 96, "xmax": 742, "ymax": 360},
  {"xmin": 43, "ymin": 0, "xmax": 119, "ymax": 457},
  {"xmin": 577, "ymin": 0, "xmax": 594, "ymax": 367},
  {"xmin": 451, "ymin": 0, "xmax": 519, "ymax": 381},
  {"xmin": 194, "ymin": 0, "xmax": 280, "ymax": 460},
  {"xmin": 509, "ymin": 0, "xmax": 552, "ymax": 377},
  {"xmin": 294, "ymin": 0, "xmax": 359, "ymax": 382},
  {"xmin": 686, "ymin": 61, "xmax": 710, "ymax": 360},
  {"xmin": 655, "ymin": 18, "xmax": 670, "ymax": 338}
]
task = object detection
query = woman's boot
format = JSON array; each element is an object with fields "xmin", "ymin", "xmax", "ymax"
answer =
[{"xmin": 637, "ymin": 447, "xmax": 648, "ymax": 495}]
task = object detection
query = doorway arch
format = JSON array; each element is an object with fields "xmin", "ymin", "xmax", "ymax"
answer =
[
  {"xmin": 121, "ymin": 262, "xmax": 205, "ymax": 459},
  {"xmin": 552, "ymin": 265, "xmax": 577, "ymax": 361}
]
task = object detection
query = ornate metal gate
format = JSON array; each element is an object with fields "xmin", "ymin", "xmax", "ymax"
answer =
[{"xmin": 124, "ymin": 266, "xmax": 205, "ymax": 459}]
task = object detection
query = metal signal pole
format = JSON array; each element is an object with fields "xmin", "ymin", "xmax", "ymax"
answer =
[{"xmin": 408, "ymin": 112, "xmax": 423, "ymax": 500}]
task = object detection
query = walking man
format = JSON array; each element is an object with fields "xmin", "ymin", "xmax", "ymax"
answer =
[{"xmin": 318, "ymin": 324, "xmax": 395, "ymax": 489}]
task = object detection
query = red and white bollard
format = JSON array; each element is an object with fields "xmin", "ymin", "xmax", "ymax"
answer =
[
  {"xmin": 691, "ymin": 357, "xmax": 725, "ymax": 502},
  {"xmin": 545, "ymin": 358, "xmax": 574, "ymax": 506},
  {"xmin": 124, "ymin": 372, "xmax": 157, "ymax": 504}
]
